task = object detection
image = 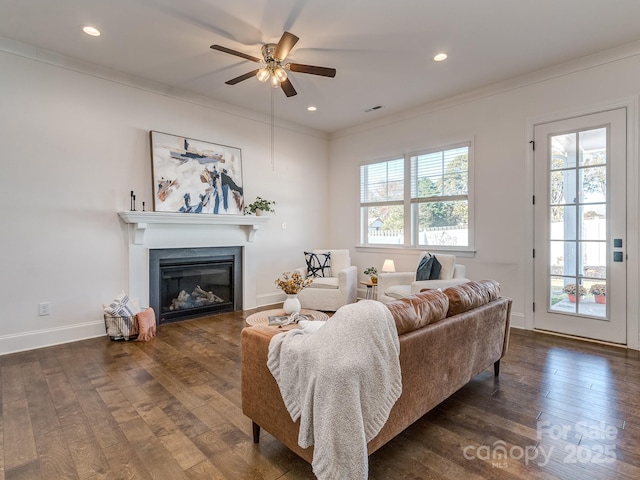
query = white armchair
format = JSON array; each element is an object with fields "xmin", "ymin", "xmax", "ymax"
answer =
[
  {"xmin": 294, "ymin": 249, "xmax": 357, "ymax": 311},
  {"xmin": 377, "ymin": 251, "xmax": 469, "ymax": 303}
]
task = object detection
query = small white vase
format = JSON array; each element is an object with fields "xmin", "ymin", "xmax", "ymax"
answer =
[{"xmin": 283, "ymin": 294, "xmax": 301, "ymax": 314}]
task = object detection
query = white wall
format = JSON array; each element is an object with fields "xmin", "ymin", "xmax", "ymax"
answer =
[
  {"xmin": 0, "ymin": 43, "xmax": 330, "ymax": 354},
  {"xmin": 330, "ymin": 44, "xmax": 640, "ymax": 349},
  {"xmin": 3, "ymin": 38, "xmax": 640, "ymax": 354}
]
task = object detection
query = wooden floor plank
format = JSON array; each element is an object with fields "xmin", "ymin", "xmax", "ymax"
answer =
[
  {"xmin": 1, "ymin": 309, "xmax": 639, "ymax": 479},
  {"xmin": 2, "ymin": 398, "xmax": 37, "ymax": 471}
]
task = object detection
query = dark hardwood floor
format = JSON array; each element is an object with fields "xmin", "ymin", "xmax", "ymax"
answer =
[{"xmin": 1, "ymin": 308, "xmax": 639, "ymax": 479}]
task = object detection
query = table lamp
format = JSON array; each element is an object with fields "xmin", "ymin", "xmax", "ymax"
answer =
[{"xmin": 381, "ymin": 259, "xmax": 396, "ymax": 273}]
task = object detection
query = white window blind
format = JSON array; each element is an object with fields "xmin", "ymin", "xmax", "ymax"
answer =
[
  {"xmin": 360, "ymin": 158, "xmax": 404, "ymax": 205},
  {"xmin": 410, "ymin": 145, "xmax": 469, "ymax": 201}
]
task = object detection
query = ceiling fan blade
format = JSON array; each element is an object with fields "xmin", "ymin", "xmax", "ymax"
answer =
[
  {"xmin": 273, "ymin": 31, "xmax": 299, "ymax": 61},
  {"xmin": 288, "ymin": 63, "xmax": 336, "ymax": 78},
  {"xmin": 280, "ymin": 78, "xmax": 297, "ymax": 97},
  {"xmin": 210, "ymin": 45, "xmax": 262, "ymax": 63},
  {"xmin": 225, "ymin": 69, "xmax": 261, "ymax": 85}
]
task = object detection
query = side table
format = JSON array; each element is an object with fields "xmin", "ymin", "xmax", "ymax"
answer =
[{"xmin": 360, "ymin": 280, "xmax": 378, "ymax": 300}]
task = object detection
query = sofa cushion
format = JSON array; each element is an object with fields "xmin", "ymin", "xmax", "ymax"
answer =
[
  {"xmin": 429, "ymin": 256, "xmax": 442, "ymax": 280},
  {"xmin": 415, "ymin": 252, "xmax": 456, "ymax": 280},
  {"xmin": 306, "ymin": 276, "xmax": 339, "ymax": 289},
  {"xmin": 323, "ymin": 249, "xmax": 350, "ymax": 274},
  {"xmin": 305, "ymin": 251, "xmax": 331, "ymax": 277},
  {"xmin": 385, "ymin": 284, "xmax": 412, "ymax": 299},
  {"xmin": 416, "ymin": 254, "xmax": 434, "ymax": 281},
  {"xmin": 404, "ymin": 290, "xmax": 449, "ymax": 327},
  {"xmin": 385, "ymin": 289, "xmax": 449, "ymax": 335},
  {"xmin": 434, "ymin": 254, "xmax": 456, "ymax": 280},
  {"xmin": 444, "ymin": 280, "xmax": 501, "ymax": 317}
]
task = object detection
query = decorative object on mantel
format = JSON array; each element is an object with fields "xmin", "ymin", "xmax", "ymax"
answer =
[
  {"xmin": 275, "ymin": 271, "xmax": 313, "ymax": 314},
  {"xmin": 150, "ymin": 131, "xmax": 244, "ymax": 215},
  {"xmin": 364, "ymin": 266, "xmax": 378, "ymax": 284},
  {"xmin": 244, "ymin": 196, "xmax": 276, "ymax": 215}
]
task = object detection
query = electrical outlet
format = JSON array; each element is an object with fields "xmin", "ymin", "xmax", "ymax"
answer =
[{"xmin": 38, "ymin": 302, "xmax": 51, "ymax": 316}]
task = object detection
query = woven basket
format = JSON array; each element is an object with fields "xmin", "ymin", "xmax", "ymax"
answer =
[{"xmin": 103, "ymin": 314, "xmax": 139, "ymax": 341}]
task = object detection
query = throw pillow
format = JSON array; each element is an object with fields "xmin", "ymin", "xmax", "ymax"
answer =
[
  {"xmin": 305, "ymin": 251, "xmax": 331, "ymax": 277},
  {"xmin": 104, "ymin": 291, "xmax": 138, "ymax": 317},
  {"xmin": 429, "ymin": 255, "xmax": 442, "ymax": 280},
  {"xmin": 416, "ymin": 254, "xmax": 434, "ymax": 281}
]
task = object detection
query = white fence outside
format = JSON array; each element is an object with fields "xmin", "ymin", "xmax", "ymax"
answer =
[{"xmin": 368, "ymin": 226, "xmax": 468, "ymax": 246}]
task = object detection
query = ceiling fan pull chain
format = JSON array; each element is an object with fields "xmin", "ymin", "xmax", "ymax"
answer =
[{"xmin": 271, "ymin": 87, "xmax": 275, "ymax": 171}]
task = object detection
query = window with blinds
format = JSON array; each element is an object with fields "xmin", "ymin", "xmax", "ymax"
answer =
[
  {"xmin": 359, "ymin": 158, "xmax": 405, "ymax": 246},
  {"xmin": 359, "ymin": 142, "xmax": 472, "ymax": 249}
]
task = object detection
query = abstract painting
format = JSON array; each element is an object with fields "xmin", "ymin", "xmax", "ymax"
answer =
[{"xmin": 150, "ymin": 131, "xmax": 244, "ymax": 214}]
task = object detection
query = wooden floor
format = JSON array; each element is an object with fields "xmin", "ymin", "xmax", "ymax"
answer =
[{"xmin": 1, "ymin": 309, "xmax": 639, "ymax": 480}]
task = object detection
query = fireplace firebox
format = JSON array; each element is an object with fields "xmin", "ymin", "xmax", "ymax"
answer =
[{"xmin": 149, "ymin": 247, "xmax": 242, "ymax": 324}]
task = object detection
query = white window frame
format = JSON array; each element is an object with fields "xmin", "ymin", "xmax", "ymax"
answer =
[{"xmin": 358, "ymin": 140, "xmax": 475, "ymax": 252}]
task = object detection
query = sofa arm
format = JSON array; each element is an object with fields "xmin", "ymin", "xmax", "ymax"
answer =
[
  {"xmin": 339, "ymin": 265, "xmax": 358, "ymax": 304},
  {"xmin": 453, "ymin": 264, "xmax": 466, "ymax": 279},
  {"xmin": 378, "ymin": 272, "xmax": 416, "ymax": 290},
  {"xmin": 294, "ymin": 266, "xmax": 307, "ymax": 278},
  {"xmin": 241, "ymin": 325, "xmax": 314, "ymax": 463}
]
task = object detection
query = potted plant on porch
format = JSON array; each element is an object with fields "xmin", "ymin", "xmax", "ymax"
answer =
[
  {"xmin": 589, "ymin": 283, "xmax": 606, "ymax": 304},
  {"xmin": 562, "ymin": 283, "xmax": 587, "ymax": 303}
]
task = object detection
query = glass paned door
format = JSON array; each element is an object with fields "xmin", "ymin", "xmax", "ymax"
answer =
[{"xmin": 534, "ymin": 109, "xmax": 626, "ymax": 344}]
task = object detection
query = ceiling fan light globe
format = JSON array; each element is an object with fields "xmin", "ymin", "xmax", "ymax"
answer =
[
  {"xmin": 256, "ymin": 68, "xmax": 270, "ymax": 83},
  {"xmin": 273, "ymin": 66, "xmax": 288, "ymax": 83},
  {"xmin": 270, "ymin": 75, "xmax": 281, "ymax": 88}
]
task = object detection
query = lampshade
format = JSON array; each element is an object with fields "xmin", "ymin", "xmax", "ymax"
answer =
[{"xmin": 381, "ymin": 259, "xmax": 396, "ymax": 273}]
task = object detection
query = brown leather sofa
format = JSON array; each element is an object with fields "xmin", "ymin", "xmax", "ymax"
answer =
[{"xmin": 241, "ymin": 280, "xmax": 512, "ymax": 463}]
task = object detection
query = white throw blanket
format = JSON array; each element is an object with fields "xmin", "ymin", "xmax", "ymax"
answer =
[{"xmin": 267, "ymin": 300, "xmax": 402, "ymax": 480}]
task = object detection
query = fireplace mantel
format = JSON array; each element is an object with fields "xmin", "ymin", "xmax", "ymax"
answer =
[{"xmin": 118, "ymin": 211, "xmax": 270, "ymax": 244}]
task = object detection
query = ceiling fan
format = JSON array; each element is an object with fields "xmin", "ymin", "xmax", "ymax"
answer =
[{"xmin": 210, "ymin": 32, "xmax": 336, "ymax": 97}]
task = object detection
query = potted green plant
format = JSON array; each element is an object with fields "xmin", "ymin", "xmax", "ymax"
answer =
[
  {"xmin": 244, "ymin": 196, "xmax": 276, "ymax": 215},
  {"xmin": 364, "ymin": 266, "xmax": 378, "ymax": 284}
]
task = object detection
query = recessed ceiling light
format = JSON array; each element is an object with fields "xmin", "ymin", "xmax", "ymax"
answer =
[
  {"xmin": 433, "ymin": 53, "xmax": 448, "ymax": 62},
  {"xmin": 307, "ymin": 106, "xmax": 317, "ymax": 112},
  {"xmin": 83, "ymin": 26, "xmax": 101, "ymax": 37}
]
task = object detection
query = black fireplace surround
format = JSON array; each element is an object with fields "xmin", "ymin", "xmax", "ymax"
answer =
[{"xmin": 149, "ymin": 247, "xmax": 242, "ymax": 324}]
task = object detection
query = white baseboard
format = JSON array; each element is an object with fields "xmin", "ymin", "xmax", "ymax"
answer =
[
  {"xmin": 509, "ymin": 311, "xmax": 525, "ymax": 329},
  {"xmin": 0, "ymin": 321, "xmax": 106, "ymax": 356}
]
